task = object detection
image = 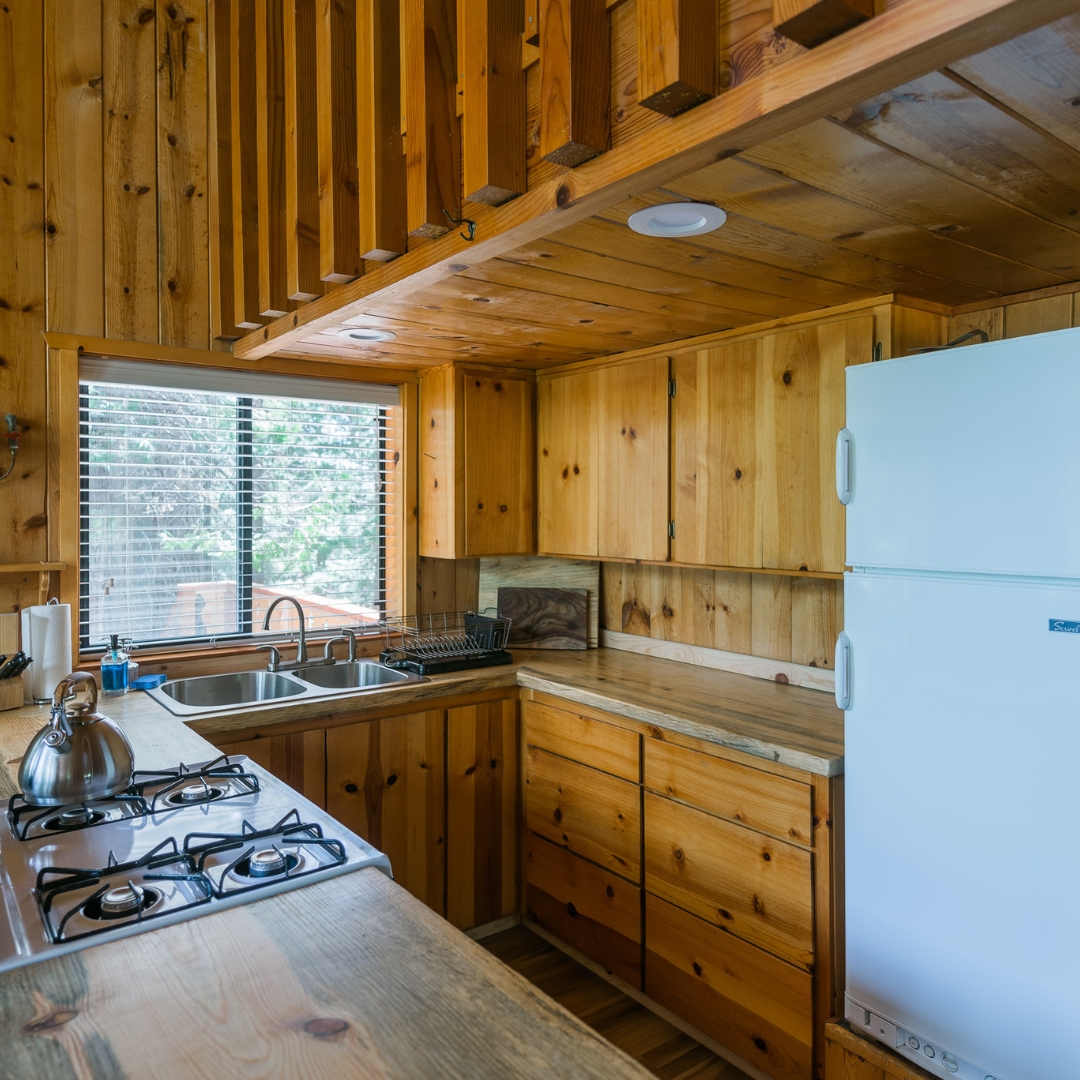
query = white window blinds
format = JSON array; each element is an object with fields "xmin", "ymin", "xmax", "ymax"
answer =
[{"xmin": 79, "ymin": 362, "xmax": 401, "ymax": 650}]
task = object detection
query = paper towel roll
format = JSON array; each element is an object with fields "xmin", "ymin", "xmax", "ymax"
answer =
[{"xmin": 21, "ymin": 601, "xmax": 73, "ymax": 704}]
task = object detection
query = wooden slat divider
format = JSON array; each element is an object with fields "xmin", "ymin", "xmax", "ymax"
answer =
[
  {"xmin": 636, "ymin": 0, "xmax": 715, "ymax": 116},
  {"xmin": 404, "ymin": 0, "xmax": 460, "ymax": 238},
  {"xmin": 539, "ymin": 0, "xmax": 610, "ymax": 167},
  {"xmin": 103, "ymin": 0, "xmax": 159, "ymax": 341},
  {"xmin": 463, "ymin": 0, "xmax": 526, "ymax": 204},
  {"xmin": 357, "ymin": 0, "xmax": 408, "ymax": 259},
  {"xmin": 229, "ymin": 0, "xmax": 263, "ymax": 328},
  {"xmin": 317, "ymin": 0, "xmax": 362, "ymax": 282},
  {"xmin": 158, "ymin": 0, "xmax": 210, "ymax": 348},
  {"xmin": 283, "ymin": 0, "xmax": 323, "ymax": 301},
  {"xmin": 208, "ymin": 0, "xmax": 240, "ymax": 340},
  {"xmin": 255, "ymin": 0, "xmax": 291, "ymax": 317}
]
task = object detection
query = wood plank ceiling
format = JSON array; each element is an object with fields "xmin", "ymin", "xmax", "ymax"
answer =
[{"xmin": 243, "ymin": 7, "xmax": 1080, "ymax": 368}]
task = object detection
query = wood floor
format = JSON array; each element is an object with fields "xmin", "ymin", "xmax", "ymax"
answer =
[{"xmin": 482, "ymin": 926, "xmax": 753, "ymax": 1080}]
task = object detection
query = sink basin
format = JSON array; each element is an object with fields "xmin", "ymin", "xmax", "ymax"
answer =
[
  {"xmin": 293, "ymin": 661, "xmax": 418, "ymax": 690},
  {"xmin": 153, "ymin": 671, "xmax": 307, "ymax": 710}
]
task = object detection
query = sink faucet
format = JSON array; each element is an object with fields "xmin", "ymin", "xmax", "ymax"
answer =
[{"xmin": 260, "ymin": 595, "xmax": 309, "ymax": 670}]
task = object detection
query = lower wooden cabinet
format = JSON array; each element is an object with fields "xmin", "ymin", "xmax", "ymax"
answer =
[
  {"xmin": 447, "ymin": 699, "xmax": 519, "ymax": 930},
  {"xmin": 326, "ymin": 711, "xmax": 446, "ymax": 914},
  {"xmin": 214, "ymin": 729, "xmax": 326, "ymax": 808},
  {"xmin": 525, "ymin": 833, "xmax": 643, "ymax": 987},
  {"xmin": 645, "ymin": 893, "xmax": 813, "ymax": 1080}
]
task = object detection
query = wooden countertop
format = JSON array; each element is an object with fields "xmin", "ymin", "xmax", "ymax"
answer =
[
  {"xmin": 1, "ymin": 646, "xmax": 844, "ymax": 775},
  {"xmin": 0, "ymin": 867, "xmax": 654, "ymax": 1080}
]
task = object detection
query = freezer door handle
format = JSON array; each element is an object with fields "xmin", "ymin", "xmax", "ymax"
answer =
[
  {"xmin": 836, "ymin": 428, "xmax": 853, "ymax": 506},
  {"xmin": 835, "ymin": 631, "xmax": 851, "ymax": 710}
]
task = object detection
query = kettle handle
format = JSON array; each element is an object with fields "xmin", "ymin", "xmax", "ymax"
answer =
[{"xmin": 45, "ymin": 671, "xmax": 98, "ymax": 749}]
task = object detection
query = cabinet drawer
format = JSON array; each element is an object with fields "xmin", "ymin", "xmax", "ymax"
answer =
[
  {"xmin": 644, "ymin": 739, "xmax": 812, "ymax": 846},
  {"xmin": 644, "ymin": 792, "xmax": 812, "ymax": 967},
  {"xmin": 645, "ymin": 893, "xmax": 812, "ymax": 1080},
  {"xmin": 526, "ymin": 835, "xmax": 642, "ymax": 987},
  {"xmin": 526, "ymin": 746, "xmax": 641, "ymax": 883},
  {"xmin": 524, "ymin": 700, "xmax": 639, "ymax": 781}
]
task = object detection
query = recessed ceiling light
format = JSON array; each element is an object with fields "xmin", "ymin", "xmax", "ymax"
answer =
[
  {"xmin": 627, "ymin": 202, "xmax": 727, "ymax": 238},
  {"xmin": 337, "ymin": 327, "xmax": 397, "ymax": 343}
]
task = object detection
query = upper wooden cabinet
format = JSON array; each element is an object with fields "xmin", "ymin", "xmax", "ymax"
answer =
[{"xmin": 420, "ymin": 364, "xmax": 536, "ymax": 558}]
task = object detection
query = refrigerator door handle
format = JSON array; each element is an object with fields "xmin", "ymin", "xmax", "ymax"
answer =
[
  {"xmin": 835, "ymin": 631, "xmax": 851, "ymax": 710},
  {"xmin": 836, "ymin": 428, "xmax": 853, "ymax": 506}
]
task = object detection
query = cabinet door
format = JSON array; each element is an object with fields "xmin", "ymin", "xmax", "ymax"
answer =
[
  {"xmin": 218, "ymin": 729, "xmax": 326, "ymax": 808},
  {"xmin": 524, "ymin": 699, "xmax": 639, "ymax": 782},
  {"xmin": 326, "ymin": 712, "xmax": 446, "ymax": 913},
  {"xmin": 598, "ymin": 356, "xmax": 670, "ymax": 561},
  {"xmin": 672, "ymin": 340, "xmax": 760, "ymax": 568},
  {"xmin": 464, "ymin": 372, "xmax": 535, "ymax": 556},
  {"xmin": 760, "ymin": 315, "xmax": 872, "ymax": 573},
  {"xmin": 447, "ymin": 698, "xmax": 519, "ymax": 930},
  {"xmin": 537, "ymin": 370, "xmax": 599, "ymax": 557}
]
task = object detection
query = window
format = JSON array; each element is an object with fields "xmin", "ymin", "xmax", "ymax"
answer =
[{"xmin": 78, "ymin": 359, "xmax": 401, "ymax": 651}]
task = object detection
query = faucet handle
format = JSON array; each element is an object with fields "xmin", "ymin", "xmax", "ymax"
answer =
[
  {"xmin": 321, "ymin": 630, "xmax": 356, "ymax": 662},
  {"xmin": 257, "ymin": 644, "xmax": 281, "ymax": 672}
]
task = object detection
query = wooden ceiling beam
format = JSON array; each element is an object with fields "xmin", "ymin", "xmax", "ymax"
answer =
[
  {"xmin": 316, "ymin": 0, "xmax": 362, "ymax": 282},
  {"xmin": 358, "ymin": 0, "xmax": 408, "ymax": 259},
  {"xmin": 208, "ymin": 0, "xmax": 239, "ymax": 339},
  {"xmin": 235, "ymin": 0, "xmax": 1080, "ymax": 359},
  {"xmin": 774, "ymin": 0, "xmax": 874, "ymax": 50},
  {"xmin": 283, "ymin": 0, "xmax": 323, "ymax": 302},
  {"xmin": 636, "ymin": 0, "xmax": 716, "ymax": 116}
]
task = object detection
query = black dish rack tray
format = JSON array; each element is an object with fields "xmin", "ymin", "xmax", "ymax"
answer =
[{"xmin": 379, "ymin": 612, "xmax": 513, "ymax": 675}]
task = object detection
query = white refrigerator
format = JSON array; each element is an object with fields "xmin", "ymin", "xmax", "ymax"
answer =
[{"xmin": 837, "ymin": 327, "xmax": 1080, "ymax": 1080}]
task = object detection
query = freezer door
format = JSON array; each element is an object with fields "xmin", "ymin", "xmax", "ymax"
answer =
[
  {"xmin": 844, "ymin": 571, "xmax": 1080, "ymax": 1080},
  {"xmin": 845, "ymin": 327, "xmax": 1080, "ymax": 576}
]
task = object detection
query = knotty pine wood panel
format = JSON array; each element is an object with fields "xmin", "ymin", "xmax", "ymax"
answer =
[
  {"xmin": 44, "ymin": 0, "xmax": 104, "ymax": 338},
  {"xmin": 463, "ymin": 372, "xmax": 535, "ymax": 556},
  {"xmin": 526, "ymin": 746, "xmax": 642, "ymax": 883},
  {"xmin": 255, "ymin": 0, "xmax": 290, "ymax": 318},
  {"xmin": 283, "ymin": 0, "xmax": 322, "ymax": 301},
  {"xmin": 158, "ymin": 0, "xmax": 210, "ymax": 347},
  {"xmin": 672, "ymin": 340, "xmax": 761, "ymax": 569},
  {"xmin": 760, "ymin": 316, "xmax": 873, "ymax": 574},
  {"xmin": 643, "ymin": 738, "xmax": 813, "ymax": 846},
  {"xmin": 447, "ymin": 698, "xmax": 519, "ymax": 930},
  {"xmin": 416, "ymin": 556, "xmax": 481, "ymax": 614},
  {"xmin": 104, "ymin": 0, "xmax": 159, "ymax": 342},
  {"xmin": 0, "ymin": 1, "xmax": 46, "ymax": 571},
  {"xmin": 598, "ymin": 356, "xmax": 670, "ymax": 562},
  {"xmin": 419, "ymin": 363, "xmax": 462, "ymax": 558},
  {"xmin": 645, "ymin": 892, "xmax": 813, "ymax": 1080},
  {"xmin": 216, "ymin": 728, "xmax": 327, "ymax": 808},
  {"xmin": 326, "ymin": 711, "xmax": 446, "ymax": 914},
  {"xmin": 537, "ymin": 369, "xmax": 599, "ymax": 558},
  {"xmin": 525, "ymin": 833, "xmax": 643, "ymax": 987},
  {"xmin": 645, "ymin": 791, "xmax": 814, "ymax": 968},
  {"xmin": 523, "ymin": 699, "xmax": 640, "ymax": 782}
]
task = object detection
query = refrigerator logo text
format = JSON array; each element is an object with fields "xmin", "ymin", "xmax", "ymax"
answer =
[{"xmin": 1048, "ymin": 619, "xmax": 1080, "ymax": 634}]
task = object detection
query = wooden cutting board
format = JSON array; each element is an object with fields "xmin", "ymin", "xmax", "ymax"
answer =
[
  {"xmin": 479, "ymin": 557, "xmax": 599, "ymax": 647},
  {"xmin": 498, "ymin": 588, "xmax": 588, "ymax": 650}
]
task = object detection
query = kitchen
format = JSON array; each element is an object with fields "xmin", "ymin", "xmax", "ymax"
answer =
[{"xmin": 0, "ymin": 0, "xmax": 1077, "ymax": 1078}]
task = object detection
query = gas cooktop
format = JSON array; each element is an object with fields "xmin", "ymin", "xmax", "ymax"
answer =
[{"xmin": 0, "ymin": 754, "xmax": 392, "ymax": 973}]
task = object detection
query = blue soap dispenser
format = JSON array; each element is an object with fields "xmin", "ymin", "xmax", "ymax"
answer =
[{"xmin": 100, "ymin": 634, "xmax": 130, "ymax": 696}]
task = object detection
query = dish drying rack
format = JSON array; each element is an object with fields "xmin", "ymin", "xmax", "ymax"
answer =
[{"xmin": 379, "ymin": 612, "xmax": 513, "ymax": 675}]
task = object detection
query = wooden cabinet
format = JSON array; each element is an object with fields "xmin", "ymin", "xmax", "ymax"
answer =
[
  {"xmin": 447, "ymin": 698, "xmax": 519, "ymax": 930},
  {"xmin": 215, "ymin": 729, "xmax": 326, "ymax": 808},
  {"xmin": 598, "ymin": 356, "xmax": 670, "ymax": 561},
  {"xmin": 537, "ymin": 369, "xmax": 599, "ymax": 557},
  {"xmin": 524, "ymin": 698, "xmax": 639, "ymax": 781},
  {"xmin": 759, "ymin": 315, "xmax": 872, "ymax": 573},
  {"xmin": 325, "ymin": 711, "xmax": 446, "ymax": 914},
  {"xmin": 419, "ymin": 363, "xmax": 535, "ymax": 558}
]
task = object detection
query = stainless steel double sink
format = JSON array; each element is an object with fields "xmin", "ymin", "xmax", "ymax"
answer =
[{"xmin": 144, "ymin": 661, "xmax": 424, "ymax": 717}]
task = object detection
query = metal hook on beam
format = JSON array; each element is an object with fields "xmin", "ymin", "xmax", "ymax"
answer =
[{"xmin": 443, "ymin": 210, "xmax": 477, "ymax": 242}]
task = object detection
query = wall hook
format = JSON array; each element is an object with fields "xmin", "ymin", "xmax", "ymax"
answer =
[
  {"xmin": 0, "ymin": 415, "xmax": 19, "ymax": 483},
  {"xmin": 443, "ymin": 210, "xmax": 477, "ymax": 242}
]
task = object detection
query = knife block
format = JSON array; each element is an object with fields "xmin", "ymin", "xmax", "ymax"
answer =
[{"xmin": 0, "ymin": 614, "xmax": 24, "ymax": 711}]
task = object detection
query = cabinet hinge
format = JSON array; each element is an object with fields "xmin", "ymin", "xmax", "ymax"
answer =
[
  {"xmin": 668, "ymin": 378, "xmax": 676, "ymax": 398},
  {"xmin": 872, "ymin": 341, "xmax": 883, "ymax": 363},
  {"xmin": 668, "ymin": 520, "xmax": 675, "ymax": 539}
]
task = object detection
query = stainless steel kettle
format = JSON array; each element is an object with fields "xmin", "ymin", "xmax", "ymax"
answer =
[{"xmin": 18, "ymin": 672, "xmax": 135, "ymax": 806}]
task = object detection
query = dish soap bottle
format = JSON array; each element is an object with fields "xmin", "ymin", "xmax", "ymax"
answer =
[{"xmin": 100, "ymin": 634, "xmax": 130, "ymax": 697}]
